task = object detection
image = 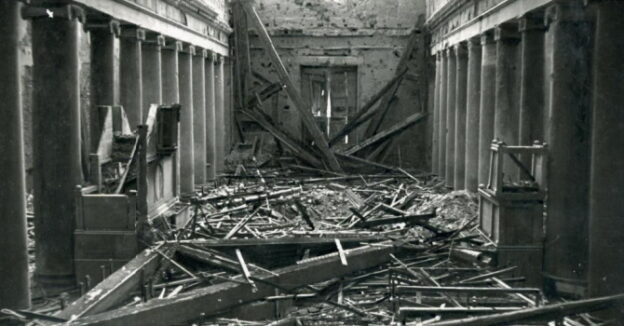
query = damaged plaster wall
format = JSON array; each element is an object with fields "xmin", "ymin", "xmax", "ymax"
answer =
[{"xmin": 248, "ymin": 0, "xmax": 429, "ymax": 169}]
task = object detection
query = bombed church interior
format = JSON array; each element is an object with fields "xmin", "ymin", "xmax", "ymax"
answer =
[{"xmin": 1, "ymin": 0, "xmax": 624, "ymax": 325}]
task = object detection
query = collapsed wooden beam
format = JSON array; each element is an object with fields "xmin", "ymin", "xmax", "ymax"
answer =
[
  {"xmin": 427, "ymin": 293, "xmax": 624, "ymax": 326},
  {"xmin": 328, "ymin": 69, "xmax": 407, "ymax": 147},
  {"xmin": 55, "ymin": 244, "xmax": 174, "ymax": 320},
  {"xmin": 343, "ymin": 112, "xmax": 427, "ymax": 156},
  {"xmin": 69, "ymin": 242, "xmax": 397, "ymax": 325},
  {"xmin": 242, "ymin": 1, "xmax": 342, "ymax": 172}
]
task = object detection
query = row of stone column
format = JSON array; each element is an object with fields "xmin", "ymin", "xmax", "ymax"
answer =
[
  {"xmin": 432, "ymin": 20, "xmax": 545, "ymax": 192},
  {"xmin": 0, "ymin": 0, "xmax": 230, "ymax": 306},
  {"xmin": 430, "ymin": 0, "xmax": 624, "ymax": 300},
  {"xmin": 114, "ymin": 26, "xmax": 226, "ymax": 192}
]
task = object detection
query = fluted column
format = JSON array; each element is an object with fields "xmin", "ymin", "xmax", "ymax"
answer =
[
  {"xmin": 438, "ymin": 50, "xmax": 448, "ymax": 178},
  {"xmin": 588, "ymin": 0, "xmax": 624, "ymax": 300},
  {"xmin": 478, "ymin": 32, "xmax": 496, "ymax": 186},
  {"xmin": 445, "ymin": 47, "xmax": 456, "ymax": 188},
  {"xmin": 494, "ymin": 25, "xmax": 521, "ymax": 180},
  {"xmin": 88, "ymin": 20, "xmax": 119, "ymax": 148},
  {"xmin": 518, "ymin": 16, "xmax": 546, "ymax": 173},
  {"xmin": 205, "ymin": 53, "xmax": 217, "ymax": 180},
  {"xmin": 142, "ymin": 34, "xmax": 164, "ymax": 109},
  {"xmin": 464, "ymin": 38, "xmax": 482, "ymax": 192},
  {"xmin": 120, "ymin": 27, "xmax": 144, "ymax": 128},
  {"xmin": 179, "ymin": 45, "xmax": 195, "ymax": 196},
  {"xmin": 542, "ymin": 2, "xmax": 592, "ymax": 296},
  {"xmin": 193, "ymin": 49, "xmax": 207, "ymax": 185},
  {"xmin": 454, "ymin": 43, "xmax": 468, "ymax": 190},
  {"xmin": 215, "ymin": 55, "xmax": 226, "ymax": 174},
  {"xmin": 0, "ymin": 0, "xmax": 30, "ymax": 309},
  {"xmin": 31, "ymin": 3, "xmax": 84, "ymax": 289},
  {"xmin": 432, "ymin": 53, "xmax": 440, "ymax": 175}
]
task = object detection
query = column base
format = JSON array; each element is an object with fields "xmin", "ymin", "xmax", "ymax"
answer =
[{"xmin": 33, "ymin": 273, "xmax": 76, "ymax": 296}]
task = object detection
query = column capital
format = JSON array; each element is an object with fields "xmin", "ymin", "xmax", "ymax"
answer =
[
  {"xmin": 195, "ymin": 48, "xmax": 209, "ymax": 58},
  {"xmin": 545, "ymin": 1, "xmax": 587, "ymax": 25},
  {"xmin": 494, "ymin": 24, "xmax": 521, "ymax": 42},
  {"xmin": 467, "ymin": 37, "xmax": 481, "ymax": 49},
  {"xmin": 480, "ymin": 31, "xmax": 495, "ymax": 45},
  {"xmin": 453, "ymin": 42, "xmax": 468, "ymax": 57},
  {"xmin": 21, "ymin": 3, "xmax": 85, "ymax": 23},
  {"xmin": 215, "ymin": 53, "xmax": 223, "ymax": 64},
  {"xmin": 181, "ymin": 44, "xmax": 196, "ymax": 55},
  {"xmin": 518, "ymin": 14, "xmax": 547, "ymax": 32},
  {"xmin": 144, "ymin": 33, "xmax": 165, "ymax": 47},
  {"xmin": 84, "ymin": 19, "xmax": 121, "ymax": 37},
  {"xmin": 120, "ymin": 26, "xmax": 146, "ymax": 41},
  {"xmin": 163, "ymin": 40, "xmax": 183, "ymax": 52}
]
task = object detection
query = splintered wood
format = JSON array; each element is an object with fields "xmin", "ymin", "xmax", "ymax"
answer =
[{"xmin": 20, "ymin": 171, "xmax": 616, "ymax": 326}]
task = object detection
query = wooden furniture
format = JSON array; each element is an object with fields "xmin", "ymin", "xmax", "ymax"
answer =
[{"xmin": 478, "ymin": 140, "xmax": 547, "ymax": 287}]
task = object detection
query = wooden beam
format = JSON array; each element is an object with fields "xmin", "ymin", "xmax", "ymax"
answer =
[
  {"xmin": 242, "ymin": 2, "xmax": 342, "ymax": 172},
  {"xmin": 55, "ymin": 244, "xmax": 174, "ymax": 320},
  {"xmin": 364, "ymin": 30, "xmax": 421, "ymax": 137},
  {"xmin": 240, "ymin": 108, "xmax": 323, "ymax": 167},
  {"xmin": 344, "ymin": 112, "xmax": 427, "ymax": 156},
  {"xmin": 69, "ymin": 242, "xmax": 396, "ymax": 325},
  {"xmin": 426, "ymin": 293, "xmax": 624, "ymax": 326},
  {"xmin": 328, "ymin": 69, "xmax": 407, "ymax": 147}
]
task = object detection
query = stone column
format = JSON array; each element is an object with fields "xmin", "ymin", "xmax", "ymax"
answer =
[
  {"xmin": 431, "ymin": 54, "xmax": 440, "ymax": 175},
  {"xmin": 478, "ymin": 32, "xmax": 497, "ymax": 186},
  {"xmin": 542, "ymin": 2, "xmax": 592, "ymax": 297},
  {"xmin": 454, "ymin": 43, "xmax": 468, "ymax": 190},
  {"xmin": 494, "ymin": 25, "xmax": 521, "ymax": 180},
  {"xmin": 120, "ymin": 27, "xmax": 144, "ymax": 128},
  {"xmin": 88, "ymin": 20, "xmax": 119, "ymax": 149},
  {"xmin": 0, "ymin": 0, "xmax": 30, "ymax": 309},
  {"xmin": 193, "ymin": 50, "xmax": 207, "ymax": 185},
  {"xmin": 205, "ymin": 53, "xmax": 217, "ymax": 180},
  {"xmin": 142, "ymin": 34, "xmax": 164, "ymax": 109},
  {"xmin": 438, "ymin": 50, "xmax": 448, "ymax": 178},
  {"xmin": 518, "ymin": 16, "xmax": 546, "ymax": 171},
  {"xmin": 215, "ymin": 55, "xmax": 226, "ymax": 174},
  {"xmin": 179, "ymin": 45, "xmax": 195, "ymax": 196},
  {"xmin": 588, "ymin": 0, "xmax": 624, "ymax": 299},
  {"xmin": 445, "ymin": 47, "xmax": 457, "ymax": 188},
  {"xmin": 464, "ymin": 38, "xmax": 482, "ymax": 192},
  {"xmin": 31, "ymin": 3, "xmax": 84, "ymax": 289},
  {"xmin": 162, "ymin": 41, "xmax": 181, "ymax": 104}
]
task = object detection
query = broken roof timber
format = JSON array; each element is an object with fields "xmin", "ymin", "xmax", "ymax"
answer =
[{"xmin": 67, "ymin": 242, "xmax": 397, "ymax": 326}]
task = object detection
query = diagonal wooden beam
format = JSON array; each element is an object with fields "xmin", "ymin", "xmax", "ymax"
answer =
[
  {"xmin": 343, "ymin": 112, "xmax": 428, "ymax": 156},
  {"xmin": 242, "ymin": 2, "xmax": 342, "ymax": 172},
  {"xmin": 69, "ymin": 242, "xmax": 396, "ymax": 326},
  {"xmin": 55, "ymin": 243, "xmax": 175, "ymax": 320},
  {"xmin": 328, "ymin": 69, "xmax": 407, "ymax": 147}
]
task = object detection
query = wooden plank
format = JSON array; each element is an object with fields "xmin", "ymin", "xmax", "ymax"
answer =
[
  {"xmin": 343, "ymin": 112, "xmax": 427, "ymax": 156},
  {"xmin": 328, "ymin": 69, "xmax": 407, "ymax": 147},
  {"xmin": 242, "ymin": 2, "xmax": 342, "ymax": 172},
  {"xmin": 69, "ymin": 242, "xmax": 396, "ymax": 326},
  {"xmin": 55, "ymin": 244, "xmax": 174, "ymax": 320}
]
